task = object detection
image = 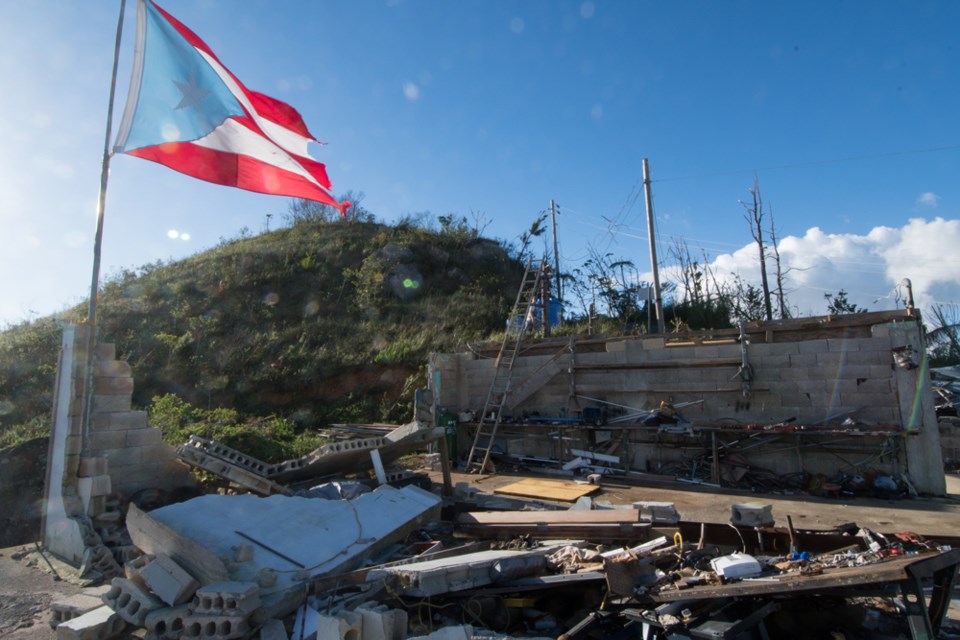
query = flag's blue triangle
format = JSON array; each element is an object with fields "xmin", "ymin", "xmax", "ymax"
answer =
[{"xmin": 120, "ymin": 1, "xmax": 244, "ymax": 151}]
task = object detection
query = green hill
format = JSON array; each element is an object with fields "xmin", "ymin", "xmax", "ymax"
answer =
[{"xmin": 0, "ymin": 218, "xmax": 524, "ymax": 447}]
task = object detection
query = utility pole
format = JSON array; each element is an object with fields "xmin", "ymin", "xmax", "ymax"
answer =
[
  {"xmin": 643, "ymin": 158, "xmax": 666, "ymax": 333},
  {"xmin": 550, "ymin": 199, "xmax": 561, "ymax": 307}
]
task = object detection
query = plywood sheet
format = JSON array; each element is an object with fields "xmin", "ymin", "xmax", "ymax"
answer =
[
  {"xmin": 458, "ymin": 509, "xmax": 639, "ymax": 524},
  {"xmin": 493, "ymin": 477, "xmax": 600, "ymax": 501}
]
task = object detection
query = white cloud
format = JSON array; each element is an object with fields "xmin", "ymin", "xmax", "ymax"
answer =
[
  {"xmin": 661, "ymin": 218, "xmax": 960, "ymax": 317},
  {"xmin": 917, "ymin": 192, "xmax": 940, "ymax": 207},
  {"xmin": 402, "ymin": 82, "xmax": 420, "ymax": 102}
]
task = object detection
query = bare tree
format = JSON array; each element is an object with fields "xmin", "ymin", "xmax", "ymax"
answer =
[
  {"xmin": 740, "ymin": 177, "xmax": 773, "ymax": 321},
  {"xmin": 767, "ymin": 203, "xmax": 791, "ymax": 319}
]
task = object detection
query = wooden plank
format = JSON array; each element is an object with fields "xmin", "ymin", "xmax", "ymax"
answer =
[
  {"xmin": 493, "ymin": 477, "xmax": 600, "ymax": 501},
  {"xmin": 649, "ymin": 550, "xmax": 960, "ymax": 602},
  {"xmin": 457, "ymin": 509, "xmax": 641, "ymax": 525},
  {"xmin": 125, "ymin": 503, "xmax": 229, "ymax": 585},
  {"xmin": 457, "ymin": 522, "xmax": 652, "ymax": 543}
]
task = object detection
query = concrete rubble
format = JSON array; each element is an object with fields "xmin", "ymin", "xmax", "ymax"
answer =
[
  {"xmin": 36, "ymin": 313, "xmax": 960, "ymax": 638},
  {"xmin": 39, "ymin": 454, "xmax": 960, "ymax": 640}
]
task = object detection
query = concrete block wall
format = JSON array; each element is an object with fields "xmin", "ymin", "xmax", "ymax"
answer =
[
  {"xmin": 431, "ymin": 311, "xmax": 946, "ymax": 494},
  {"xmin": 86, "ymin": 343, "xmax": 194, "ymax": 497}
]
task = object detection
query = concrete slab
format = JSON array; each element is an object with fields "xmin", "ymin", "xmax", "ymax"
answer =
[
  {"xmin": 367, "ymin": 548, "xmax": 553, "ymax": 596},
  {"xmin": 141, "ymin": 485, "xmax": 441, "ymax": 617}
]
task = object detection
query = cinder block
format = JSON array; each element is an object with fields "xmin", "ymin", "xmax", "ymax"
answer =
[
  {"xmin": 103, "ymin": 447, "xmax": 143, "ymax": 466},
  {"xmin": 94, "ymin": 360, "xmax": 131, "ymax": 377},
  {"xmin": 144, "ymin": 603, "xmax": 191, "ymax": 640},
  {"xmin": 95, "ymin": 344, "xmax": 117, "ymax": 360},
  {"xmin": 641, "ymin": 337, "xmax": 665, "ymax": 350},
  {"xmin": 65, "ymin": 435, "xmax": 84, "ymax": 456},
  {"xmin": 91, "ymin": 414, "xmax": 113, "ymax": 432},
  {"xmin": 94, "ymin": 376, "xmax": 134, "ymax": 396},
  {"xmin": 633, "ymin": 501, "xmax": 680, "ymax": 524},
  {"xmin": 797, "ymin": 339, "xmax": 829, "ymax": 354},
  {"xmin": 871, "ymin": 323, "xmax": 891, "ymax": 339},
  {"xmin": 78, "ymin": 456, "xmax": 109, "ymax": 477},
  {"xmin": 126, "ymin": 428, "xmax": 163, "ymax": 447},
  {"xmin": 605, "ymin": 340, "xmax": 626, "ymax": 352},
  {"xmin": 356, "ymin": 604, "xmax": 407, "ymax": 640},
  {"xmin": 758, "ymin": 342, "xmax": 800, "ymax": 357},
  {"xmin": 141, "ymin": 554, "xmax": 200, "ymax": 606},
  {"xmin": 50, "ymin": 593, "xmax": 105, "ymax": 629},
  {"xmin": 182, "ymin": 613, "xmax": 251, "ymax": 639},
  {"xmin": 82, "ymin": 544, "xmax": 122, "ymax": 580},
  {"xmin": 102, "ymin": 576, "xmax": 164, "ymax": 626},
  {"xmin": 124, "ymin": 552, "xmax": 152, "ymax": 585},
  {"xmin": 78, "ymin": 475, "xmax": 112, "ymax": 497},
  {"xmin": 55, "ymin": 604, "xmax": 127, "ymax": 640},
  {"xmin": 731, "ymin": 502, "xmax": 774, "ymax": 526},
  {"xmin": 93, "ymin": 394, "xmax": 132, "ymax": 413},
  {"xmin": 89, "ymin": 431, "xmax": 126, "ymax": 451},
  {"xmin": 869, "ymin": 364, "xmax": 894, "ymax": 378},
  {"xmin": 193, "ymin": 582, "xmax": 261, "ymax": 616},
  {"xmin": 112, "ymin": 411, "xmax": 149, "ymax": 430},
  {"xmin": 316, "ymin": 611, "xmax": 362, "ymax": 640},
  {"xmin": 844, "ymin": 350, "xmax": 888, "ymax": 366}
]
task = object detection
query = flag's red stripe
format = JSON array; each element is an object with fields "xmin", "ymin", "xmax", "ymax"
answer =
[
  {"xmin": 226, "ymin": 115, "xmax": 333, "ymax": 189},
  {"xmin": 129, "ymin": 143, "xmax": 345, "ymax": 210}
]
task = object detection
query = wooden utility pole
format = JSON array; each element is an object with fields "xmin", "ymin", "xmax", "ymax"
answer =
[
  {"xmin": 642, "ymin": 159, "xmax": 666, "ymax": 333},
  {"xmin": 550, "ymin": 199, "xmax": 561, "ymax": 307}
]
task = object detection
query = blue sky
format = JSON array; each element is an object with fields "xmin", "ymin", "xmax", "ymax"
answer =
[{"xmin": 1, "ymin": 0, "xmax": 958, "ymax": 327}]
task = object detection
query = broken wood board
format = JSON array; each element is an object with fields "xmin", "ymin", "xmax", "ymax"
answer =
[
  {"xmin": 126, "ymin": 503, "xmax": 230, "ymax": 585},
  {"xmin": 457, "ymin": 521, "xmax": 652, "ymax": 543},
  {"xmin": 493, "ymin": 477, "xmax": 600, "ymax": 502},
  {"xmin": 457, "ymin": 509, "xmax": 641, "ymax": 525}
]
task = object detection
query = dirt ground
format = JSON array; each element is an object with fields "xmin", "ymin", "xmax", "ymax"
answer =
[{"xmin": 3, "ymin": 472, "xmax": 959, "ymax": 639}]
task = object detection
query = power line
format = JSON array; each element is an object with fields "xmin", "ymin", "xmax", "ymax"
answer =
[{"xmin": 652, "ymin": 144, "xmax": 960, "ymax": 184}]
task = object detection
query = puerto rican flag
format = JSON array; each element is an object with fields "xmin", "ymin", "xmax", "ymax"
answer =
[{"xmin": 114, "ymin": 0, "xmax": 348, "ymax": 215}]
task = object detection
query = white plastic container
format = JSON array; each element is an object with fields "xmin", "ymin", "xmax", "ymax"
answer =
[{"xmin": 710, "ymin": 552, "xmax": 762, "ymax": 579}]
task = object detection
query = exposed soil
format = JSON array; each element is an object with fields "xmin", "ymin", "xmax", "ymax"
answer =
[
  {"xmin": 0, "ymin": 546, "xmax": 82, "ymax": 640},
  {"xmin": 0, "ymin": 438, "xmax": 48, "ymax": 547}
]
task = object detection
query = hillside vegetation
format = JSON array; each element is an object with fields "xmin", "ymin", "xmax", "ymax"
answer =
[{"xmin": 0, "ymin": 218, "xmax": 524, "ymax": 449}]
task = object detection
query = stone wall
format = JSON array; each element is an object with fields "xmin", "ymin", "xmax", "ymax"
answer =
[{"xmin": 430, "ymin": 311, "xmax": 947, "ymax": 494}]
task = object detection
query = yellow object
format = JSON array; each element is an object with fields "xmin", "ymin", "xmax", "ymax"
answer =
[{"xmin": 503, "ymin": 598, "xmax": 537, "ymax": 608}]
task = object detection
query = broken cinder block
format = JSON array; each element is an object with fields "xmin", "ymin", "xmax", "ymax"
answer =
[
  {"xmin": 55, "ymin": 604, "xmax": 128, "ymax": 640},
  {"xmin": 181, "ymin": 612, "xmax": 251, "ymax": 639},
  {"xmin": 49, "ymin": 593, "xmax": 105, "ymax": 629},
  {"xmin": 101, "ymin": 576, "xmax": 165, "ymax": 626},
  {"xmin": 144, "ymin": 603, "xmax": 191, "ymax": 640},
  {"xmin": 730, "ymin": 502, "xmax": 775, "ymax": 527},
  {"xmin": 192, "ymin": 581, "xmax": 261, "ymax": 616},
  {"xmin": 140, "ymin": 553, "xmax": 200, "ymax": 606}
]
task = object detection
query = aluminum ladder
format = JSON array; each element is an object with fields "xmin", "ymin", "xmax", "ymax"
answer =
[{"xmin": 464, "ymin": 256, "xmax": 549, "ymax": 473}]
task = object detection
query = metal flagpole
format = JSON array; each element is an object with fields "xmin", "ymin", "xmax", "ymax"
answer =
[{"xmin": 81, "ymin": 0, "xmax": 128, "ymax": 452}]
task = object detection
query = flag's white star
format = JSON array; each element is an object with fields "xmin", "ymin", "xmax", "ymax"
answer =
[{"xmin": 173, "ymin": 72, "xmax": 209, "ymax": 112}]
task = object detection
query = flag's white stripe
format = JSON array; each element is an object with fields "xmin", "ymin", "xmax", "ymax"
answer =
[
  {"xmin": 114, "ymin": 0, "xmax": 149, "ymax": 152},
  {"xmin": 196, "ymin": 49, "xmax": 314, "ymax": 158},
  {"xmin": 192, "ymin": 119, "xmax": 327, "ymax": 191}
]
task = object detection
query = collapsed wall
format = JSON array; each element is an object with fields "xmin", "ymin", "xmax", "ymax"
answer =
[
  {"xmin": 43, "ymin": 323, "xmax": 195, "ymax": 565},
  {"xmin": 429, "ymin": 310, "xmax": 946, "ymax": 495}
]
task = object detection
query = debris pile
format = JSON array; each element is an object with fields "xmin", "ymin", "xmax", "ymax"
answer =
[{"xmin": 39, "ymin": 436, "xmax": 960, "ymax": 640}]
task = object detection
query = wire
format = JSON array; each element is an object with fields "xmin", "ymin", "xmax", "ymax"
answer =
[{"xmin": 651, "ymin": 144, "xmax": 960, "ymax": 184}]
